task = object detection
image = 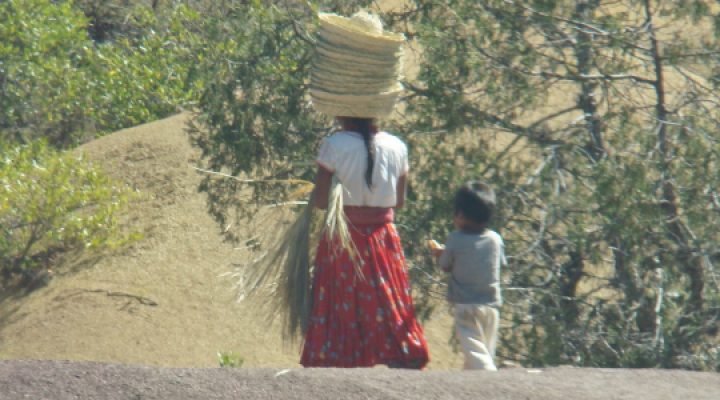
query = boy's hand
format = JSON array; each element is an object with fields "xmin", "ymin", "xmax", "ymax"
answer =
[{"xmin": 427, "ymin": 239, "xmax": 445, "ymax": 257}]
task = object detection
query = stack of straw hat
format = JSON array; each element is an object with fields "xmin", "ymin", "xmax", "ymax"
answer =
[{"xmin": 310, "ymin": 11, "xmax": 405, "ymax": 118}]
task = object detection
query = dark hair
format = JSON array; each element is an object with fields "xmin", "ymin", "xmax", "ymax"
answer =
[
  {"xmin": 454, "ymin": 181, "xmax": 496, "ymax": 226},
  {"xmin": 343, "ymin": 117, "xmax": 376, "ymax": 188}
]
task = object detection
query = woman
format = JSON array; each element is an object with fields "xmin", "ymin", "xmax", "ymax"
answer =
[
  {"xmin": 300, "ymin": 116, "xmax": 430, "ymax": 368},
  {"xmin": 299, "ymin": 11, "xmax": 428, "ymax": 368}
]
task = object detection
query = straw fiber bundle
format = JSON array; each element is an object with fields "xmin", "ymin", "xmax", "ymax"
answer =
[
  {"xmin": 236, "ymin": 179, "xmax": 358, "ymax": 341},
  {"xmin": 310, "ymin": 11, "xmax": 406, "ymax": 118}
]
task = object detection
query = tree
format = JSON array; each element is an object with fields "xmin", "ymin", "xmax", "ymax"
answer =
[
  {"xmin": 190, "ymin": 0, "xmax": 719, "ymax": 370},
  {"xmin": 389, "ymin": 0, "xmax": 720, "ymax": 369}
]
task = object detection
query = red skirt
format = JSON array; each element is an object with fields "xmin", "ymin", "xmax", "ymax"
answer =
[{"xmin": 300, "ymin": 208, "xmax": 430, "ymax": 368}]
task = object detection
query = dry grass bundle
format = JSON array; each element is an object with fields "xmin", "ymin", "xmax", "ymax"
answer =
[
  {"xmin": 230, "ymin": 177, "xmax": 359, "ymax": 342},
  {"xmin": 323, "ymin": 177, "xmax": 361, "ymax": 277},
  {"xmin": 252, "ymin": 191, "xmax": 318, "ymax": 340},
  {"xmin": 198, "ymin": 166, "xmax": 362, "ymax": 341}
]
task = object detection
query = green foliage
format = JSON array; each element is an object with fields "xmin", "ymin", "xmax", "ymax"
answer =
[
  {"xmin": 0, "ymin": 0, "xmax": 96, "ymax": 147},
  {"xmin": 89, "ymin": 3, "xmax": 204, "ymax": 132},
  {"xmin": 1, "ymin": 0, "xmax": 203, "ymax": 148},
  {"xmin": 0, "ymin": 140, "xmax": 136, "ymax": 282},
  {"xmin": 73, "ymin": 0, "xmax": 157, "ymax": 42},
  {"xmin": 217, "ymin": 351, "xmax": 244, "ymax": 368}
]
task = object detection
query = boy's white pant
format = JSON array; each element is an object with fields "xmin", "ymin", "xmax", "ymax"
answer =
[{"xmin": 454, "ymin": 304, "xmax": 499, "ymax": 371}]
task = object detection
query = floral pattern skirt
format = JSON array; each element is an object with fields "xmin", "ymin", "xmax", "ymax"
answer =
[{"xmin": 300, "ymin": 222, "xmax": 430, "ymax": 368}]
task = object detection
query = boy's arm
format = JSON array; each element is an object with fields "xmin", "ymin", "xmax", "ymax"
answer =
[{"xmin": 437, "ymin": 240, "xmax": 453, "ymax": 272}]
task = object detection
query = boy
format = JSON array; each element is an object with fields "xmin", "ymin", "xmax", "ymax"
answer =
[{"xmin": 429, "ymin": 181, "xmax": 505, "ymax": 370}]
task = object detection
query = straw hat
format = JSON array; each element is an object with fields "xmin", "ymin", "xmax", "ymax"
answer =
[{"xmin": 310, "ymin": 11, "xmax": 405, "ymax": 118}]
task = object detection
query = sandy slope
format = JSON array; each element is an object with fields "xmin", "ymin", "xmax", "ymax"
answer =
[{"xmin": 0, "ymin": 113, "xmax": 462, "ymax": 369}]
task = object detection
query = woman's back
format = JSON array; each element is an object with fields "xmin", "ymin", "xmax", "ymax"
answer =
[{"xmin": 317, "ymin": 130, "xmax": 408, "ymax": 207}]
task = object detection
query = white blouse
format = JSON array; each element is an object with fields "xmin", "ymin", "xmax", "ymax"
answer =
[{"xmin": 316, "ymin": 131, "xmax": 409, "ymax": 207}]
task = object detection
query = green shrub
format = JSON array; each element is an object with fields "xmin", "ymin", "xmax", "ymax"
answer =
[
  {"xmin": 74, "ymin": 0, "xmax": 151, "ymax": 42},
  {"xmin": 0, "ymin": 0, "xmax": 96, "ymax": 147},
  {"xmin": 0, "ymin": 140, "xmax": 136, "ymax": 282},
  {"xmin": 217, "ymin": 351, "xmax": 244, "ymax": 368},
  {"xmin": 0, "ymin": 0, "xmax": 203, "ymax": 148},
  {"xmin": 89, "ymin": 4, "xmax": 204, "ymax": 133}
]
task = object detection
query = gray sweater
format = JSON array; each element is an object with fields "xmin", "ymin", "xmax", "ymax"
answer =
[{"xmin": 438, "ymin": 230, "xmax": 505, "ymax": 306}]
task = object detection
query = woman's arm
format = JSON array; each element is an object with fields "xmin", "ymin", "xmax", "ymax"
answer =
[
  {"xmin": 395, "ymin": 173, "xmax": 407, "ymax": 209},
  {"xmin": 311, "ymin": 165, "xmax": 333, "ymax": 210}
]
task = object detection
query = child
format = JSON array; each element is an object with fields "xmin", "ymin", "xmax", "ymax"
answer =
[{"xmin": 429, "ymin": 181, "xmax": 505, "ymax": 370}]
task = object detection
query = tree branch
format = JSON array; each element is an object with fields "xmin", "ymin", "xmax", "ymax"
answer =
[
  {"xmin": 501, "ymin": 0, "xmax": 611, "ymax": 36},
  {"xmin": 470, "ymin": 44, "xmax": 656, "ymax": 85}
]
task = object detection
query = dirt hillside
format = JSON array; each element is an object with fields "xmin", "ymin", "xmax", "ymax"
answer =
[{"xmin": 0, "ymin": 113, "xmax": 462, "ymax": 369}]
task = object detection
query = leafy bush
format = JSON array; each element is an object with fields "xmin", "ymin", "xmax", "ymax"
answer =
[
  {"xmin": 0, "ymin": 140, "xmax": 136, "ymax": 282},
  {"xmin": 88, "ymin": 3, "xmax": 204, "ymax": 133},
  {"xmin": 0, "ymin": 0, "xmax": 203, "ymax": 148},
  {"xmin": 217, "ymin": 351, "xmax": 244, "ymax": 368},
  {"xmin": 74, "ymin": 0, "xmax": 153, "ymax": 42},
  {"xmin": 0, "ymin": 0, "xmax": 96, "ymax": 147}
]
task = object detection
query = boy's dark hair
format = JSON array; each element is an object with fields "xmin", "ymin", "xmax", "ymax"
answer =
[{"xmin": 454, "ymin": 181, "xmax": 496, "ymax": 226}]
